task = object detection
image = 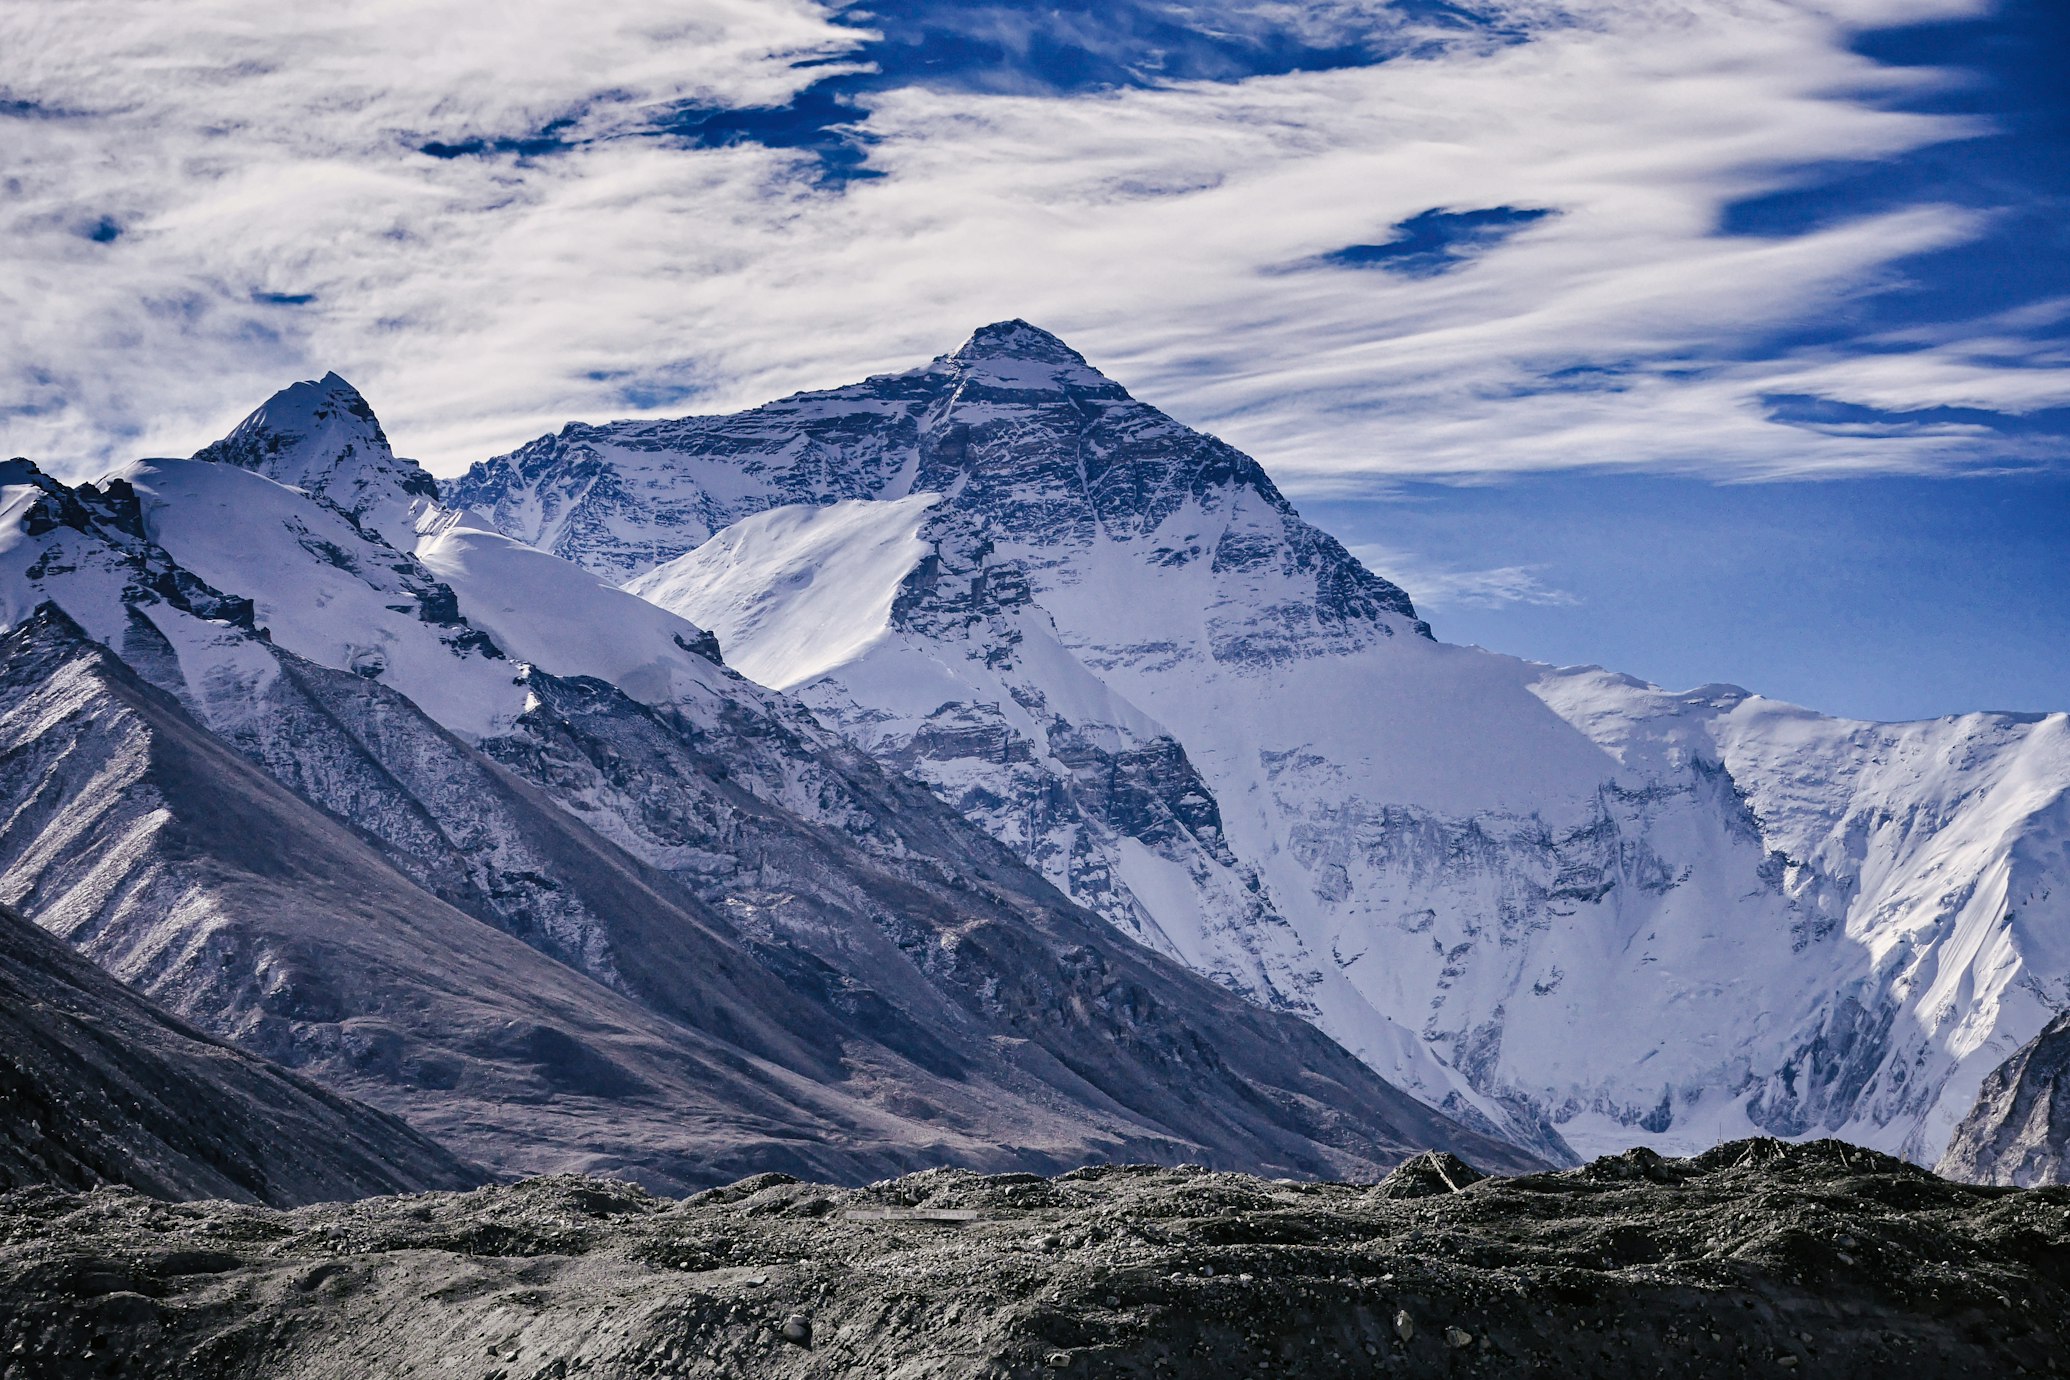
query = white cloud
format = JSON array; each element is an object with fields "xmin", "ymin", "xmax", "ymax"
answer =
[
  {"xmin": 1763, "ymin": 347, "xmax": 2070, "ymax": 415},
  {"xmin": 2, "ymin": 0, "xmax": 2054, "ymax": 488},
  {"xmin": 1351, "ymin": 544, "xmax": 1580, "ymax": 610}
]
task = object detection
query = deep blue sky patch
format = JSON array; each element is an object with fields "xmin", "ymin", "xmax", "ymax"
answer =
[
  {"xmin": 1760, "ymin": 394, "xmax": 2070, "ymax": 442},
  {"xmin": 483, "ymin": 0, "xmax": 1517, "ymax": 185},
  {"xmin": 1321, "ymin": 206, "xmax": 1556, "ymax": 277}
]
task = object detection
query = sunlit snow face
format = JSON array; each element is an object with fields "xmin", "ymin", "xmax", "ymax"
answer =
[{"xmin": 3, "ymin": 0, "xmax": 2066, "ymax": 490}]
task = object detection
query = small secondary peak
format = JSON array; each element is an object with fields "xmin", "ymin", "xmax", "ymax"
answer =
[
  {"xmin": 236, "ymin": 372, "xmax": 379, "ymax": 438},
  {"xmin": 193, "ymin": 372, "xmax": 438, "ymax": 548},
  {"xmin": 195, "ymin": 372, "xmax": 390, "ymax": 472}
]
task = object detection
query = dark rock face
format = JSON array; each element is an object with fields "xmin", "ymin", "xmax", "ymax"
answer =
[
  {"xmin": 1940, "ymin": 1012, "xmax": 2070, "ymax": 1186},
  {"xmin": 0, "ymin": 900, "xmax": 484, "ymax": 1207},
  {"xmin": 0, "ymin": 606, "xmax": 1540, "ymax": 1191},
  {"xmin": 3, "ymin": 1140, "xmax": 2065, "ymax": 1378},
  {"xmin": 0, "ymin": 609, "xmax": 939, "ymax": 1190}
]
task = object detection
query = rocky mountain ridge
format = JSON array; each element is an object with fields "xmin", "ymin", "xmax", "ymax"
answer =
[
  {"xmin": 0, "ymin": 379, "xmax": 1539, "ymax": 1192},
  {"xmin": 0, "ymin": 899, "xmax": 482, "ymax": 1206},
  {"xmin": 1939, "ymin": 1011, "xmax": 2070, "ymax": 1186}
]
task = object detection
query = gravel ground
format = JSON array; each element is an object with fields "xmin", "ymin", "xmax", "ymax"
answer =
[{"xmin": 3, "ymin": 1138, "xmax": 2066, "ymax": 1379}]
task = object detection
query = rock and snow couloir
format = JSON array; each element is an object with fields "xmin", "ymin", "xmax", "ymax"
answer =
[{"xmin": 451, "ymin": 320, "xmax": 2070, "ymax": 1172}]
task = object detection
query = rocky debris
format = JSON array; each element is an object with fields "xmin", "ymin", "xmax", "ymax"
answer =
[
  {"xmin": 0, "ymin": 901, "xmax": 483, "ymax": 1206},
  {"xmin": 1939, "ymin": 1010, "xmax": 2070, "ymax": 1186},
  {"xmin": 2, "ymin": 1139, "xmax": 2065, "ymax": 1379}
]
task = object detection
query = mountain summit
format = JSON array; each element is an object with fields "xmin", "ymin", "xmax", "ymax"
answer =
[
  {"xmin": 449, "ymin": 322, "xmax": 1425, "ymax": 641},
  {"xmin": 937, "ymin": 319, "xmax": 1124, "ymax": 395},
  {"xmin": 948, "ymin": 318, "xmax": 1089, "ymax": 364}
]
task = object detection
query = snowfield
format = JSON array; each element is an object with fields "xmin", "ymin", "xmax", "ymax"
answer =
[{"xmin": 629, "ymin": 494, "xmax": 942, "ymax": 691}]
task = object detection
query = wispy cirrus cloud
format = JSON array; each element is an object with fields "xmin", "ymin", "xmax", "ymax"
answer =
[
  {"xmin": 1351, "ymin": 543, "xmax": 1579, "ymax": 610},
  {"xmin": 3, "ymin": 0, "xmax": 2062, "ymax": 490}
]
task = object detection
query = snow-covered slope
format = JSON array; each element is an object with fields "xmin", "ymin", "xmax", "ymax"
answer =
[
  {"xmin": 0, "ymin": 381, "xmax": 1542, "ymax": 1185},
  {"xmin": 628, "ymin": 494, "xmax": 940, "ymax": 689},
  {"xmin": 415, "ymin": 505, "xmax": 731, "ymax": 705},
  {"xmin": 628, "ymin": 482, "xmax": 1516, "ymax": 1148},
  {"xmin": 453, "ymin": 321, "xmax": 2070, "ymax": 1171}
]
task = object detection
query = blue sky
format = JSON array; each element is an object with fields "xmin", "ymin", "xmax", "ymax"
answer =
[
  {"xmin": 1, "ymin": 0, "xmax": 2064, "ymax": 720},
  {"xmin": 1335, "ymin": 0, "xmax": 2070, "ymax": 722},
  {"xmin": 1319, "ymin": 471, "xmax": 2070, "ymax": 721}
]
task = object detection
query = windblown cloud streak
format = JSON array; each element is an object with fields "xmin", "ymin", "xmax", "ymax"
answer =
[
  {"xmin": 1350, "ymin": 544, "xmax": 1579, "ymax": 610},
  {"xmin": 3, "ymin": 0, "xmax": 2062, "ymax": 485}
]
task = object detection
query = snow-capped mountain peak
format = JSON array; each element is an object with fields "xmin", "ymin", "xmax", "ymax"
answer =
[
  {"xmin": 193, "ymin": 371, "xmax": 438, "ymax": 548},
  {"xmin": 948, "ymin": 319, "xmax": 1084, "ymax": 364},
  {"xmin": 5, "ymin": 372, "xmax": 1541, "ymax": 1188},
  {"xmin": 935, "ymin": 319, "xmax": 1125, "ymax": 397},
  {"xmin": 449, "ymin": 323, "xmax": 2070, "ymax": 1174}
]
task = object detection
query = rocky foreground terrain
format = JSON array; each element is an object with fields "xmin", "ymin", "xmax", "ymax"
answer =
[{"xmin": 3, "ymin": 1140, "xmax": 2066, "ymax": 1379}]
